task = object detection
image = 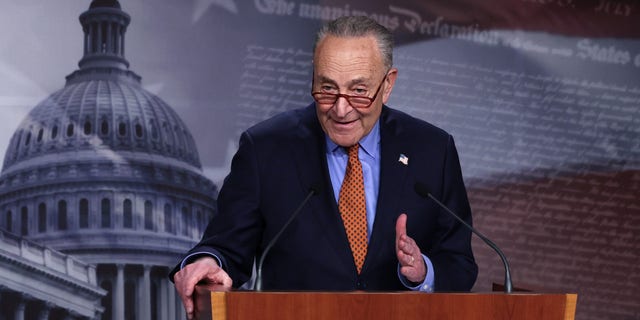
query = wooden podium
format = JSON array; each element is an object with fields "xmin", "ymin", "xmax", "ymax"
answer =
[{"xmin": 194, "ymin": 285, "xmax": 577, "ymax": 320}]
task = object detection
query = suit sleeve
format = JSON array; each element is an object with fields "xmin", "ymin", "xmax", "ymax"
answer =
[
  {"xmin": 430, "ymin": 135, "xmax": 478, "ymax": 291},
  {"xmin": 170, "ymin": 131, "xmax": 263, "ymax": 287}
]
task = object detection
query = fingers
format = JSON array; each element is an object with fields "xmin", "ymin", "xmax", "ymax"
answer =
[
  {"xmin": 395, "ymin": 213, "xmax": 407, "ymax": 243},
  {"xmin": 398, "ymin": 241, "xmax": 427, "ymax": 283},
  {"xmin": 399, "ymin": 259, "xmax": 427, "ymax": 283},
  {"xmin": 395, "ymin": 213, "xmax": 407, "ymax": 255},
  {"xmin": 174, "ymin": 268, "xmax": 197, "ymax": 319},
  {"xmin": 395, "ymin": 213, "xmax": 413, "ymax": 264},
  {"xmin": 395, "ymin": 214, "xmax": 418, "ymax": 261},
  {"xmin": 173, "ymin": 257, "xmax": 232, "ymax": 320},
  {"xmin": 395, "ymin": 213, "xmax": 427, "ymax": 283},
  {"xmin": 204, "ymin": 268, "xmax": 233, "ymax": 288},
  {"xmin": 397, "ymin": 234, "xmax": 419, "ymax": 266}
]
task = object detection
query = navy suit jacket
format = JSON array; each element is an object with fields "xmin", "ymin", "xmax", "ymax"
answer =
[{"xmin": 171, "ymin": 104, "xmax": 477, "ymax": 291}]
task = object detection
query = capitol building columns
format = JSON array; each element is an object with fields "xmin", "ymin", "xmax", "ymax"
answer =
[
  {"xmin": 1, "ymin": 271, "xmax": 183, "ymax": 320},
  {"xmin": 37, "ymin": 302, "xmax": 54, "ymax": 320},
  {"xmin": 114, "ymin": 264, "xmax": 124, "ymax": 320},
  {"xmin": 168, "ymin": 277, "xmax": 179, "ymax": 320},
  {"xmin": 0, "ymin": 0, "xmax": 216, "ymax": 318},
  {"xmin": 142, "ymin": 265, "xmax": 151, "ymax": 320},
  {"xmin": 0, "ymin": 229, "xmax": 107, "ymax": 319},
  {"xmin": 96, "ymin": 264, "xmax": 185, "ymax": 320},
  {"xmin": 0, "ymin": 282, "xmax": 100, "ymax": 320},
  {"xmin": 14, "ymin": 295, "xmax": 26, "ymax": 320}
]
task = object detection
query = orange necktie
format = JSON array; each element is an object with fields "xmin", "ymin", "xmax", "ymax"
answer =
[{"xmin": 338, "ymin": 144, "xmax": 368, "ymax": 274}]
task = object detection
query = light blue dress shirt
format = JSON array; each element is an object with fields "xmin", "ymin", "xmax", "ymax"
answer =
[{"xmin": 325, "ymin": 120, "xmax": 435, "ymax": 292}]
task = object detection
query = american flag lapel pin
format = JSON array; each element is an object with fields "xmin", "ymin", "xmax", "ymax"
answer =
[{"xmin": 398, "ymin": 154, "xmax": 409, "ymax": 165}]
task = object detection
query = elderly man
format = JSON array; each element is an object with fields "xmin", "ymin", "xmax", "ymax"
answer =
[{"xmin": 171, "ymin": 15, "xmax": 477, "ymax": 319}]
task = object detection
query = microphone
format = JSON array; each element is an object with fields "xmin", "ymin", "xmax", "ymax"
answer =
[
  {"xmin": 414, "ymin": 182, "xmax": 513, "ymax": 293},
  {"xmin": 254, "ymin": 184, "xmax": 321, "ymax": 291}
]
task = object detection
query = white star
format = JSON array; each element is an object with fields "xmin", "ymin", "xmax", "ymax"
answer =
[{"xmin": 192, "ymin": 0, "xmax": 239, "ymax": 23}]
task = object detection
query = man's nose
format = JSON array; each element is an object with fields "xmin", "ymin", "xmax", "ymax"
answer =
[{"xmin": 333, "ymin": 95, "xmax": 352, "ymax": 117}]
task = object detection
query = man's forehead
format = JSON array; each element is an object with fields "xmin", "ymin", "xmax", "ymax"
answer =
[{"xmin": 314, "ymin": 35, "xmax": 382, "ymax": 60}]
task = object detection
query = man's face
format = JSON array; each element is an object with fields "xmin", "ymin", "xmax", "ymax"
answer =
[{"xmin": 313, "ymin": 35, "xmax": 397, "ymax": 147}]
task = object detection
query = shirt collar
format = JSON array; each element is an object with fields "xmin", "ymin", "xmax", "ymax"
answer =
[{"xmin": 326, "ymin": 120, "xmax": 380, "ymax": 159}]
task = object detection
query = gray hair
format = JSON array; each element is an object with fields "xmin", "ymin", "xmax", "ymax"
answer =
[{"xmin": 314, "ymin": 16, "xmax": 394, "ymax": 70}]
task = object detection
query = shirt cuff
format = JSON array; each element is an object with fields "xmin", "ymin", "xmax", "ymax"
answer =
[
  {"xmin": 397, "ymin": 254, "xmax": 435, "ymax": 292},
  {"xmin": 180, "ymin": 252, "xmax": 223, "ymax": 270}
]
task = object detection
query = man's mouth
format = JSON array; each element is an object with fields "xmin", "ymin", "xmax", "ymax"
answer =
[{"xmin": 334, "ymin": 118, "xmax": 357, "ymax": 125}]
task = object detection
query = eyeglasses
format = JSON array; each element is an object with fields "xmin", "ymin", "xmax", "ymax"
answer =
[{"xmin": 311, "ymin": 75, "xmax": 387, "ymax": 109}]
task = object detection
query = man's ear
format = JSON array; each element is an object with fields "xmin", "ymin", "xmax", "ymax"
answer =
[{"xmin": 382, "ymin": 68, "xmax": 398, "ymax": 103}]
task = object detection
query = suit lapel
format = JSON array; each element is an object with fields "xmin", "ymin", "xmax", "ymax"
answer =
[
  {"xmin": 290, "ymin": 106, "xmax": 327, "ymax": 201},
  {"xmin": 291, "ymin": 105, "xmax": 356, "ymax": 273},
  {"xmin": 366, "ymin": 107, "xmax": 410, "ymax": 269}
]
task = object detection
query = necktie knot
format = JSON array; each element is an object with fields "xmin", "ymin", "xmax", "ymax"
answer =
[{"xmin": 347, "ymin": 144, "xmax": 359, "ymax": 160}]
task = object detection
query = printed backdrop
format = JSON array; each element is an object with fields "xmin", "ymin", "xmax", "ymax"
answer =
[{"xmin": 1, "ymin": 1, "xmax": 639, "ymax": 319}]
